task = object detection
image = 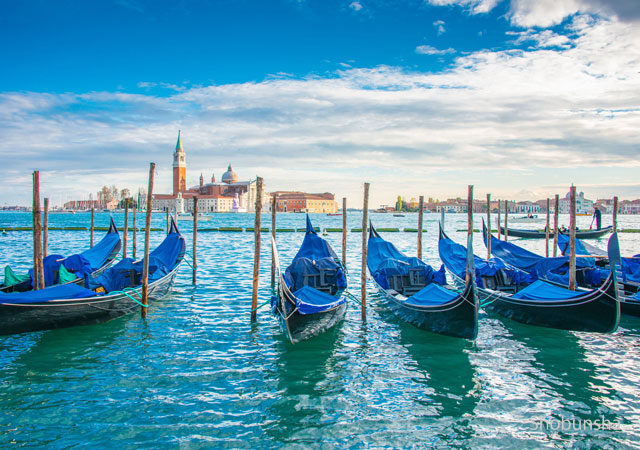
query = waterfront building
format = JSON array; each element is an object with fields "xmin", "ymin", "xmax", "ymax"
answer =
[{"xmin": 273, "ymin": 191, "xmax": 338, "ymax": 213}]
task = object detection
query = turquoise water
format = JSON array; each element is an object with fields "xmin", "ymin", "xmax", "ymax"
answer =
[{"xmin": 1, "ymin": 211, "xmax": 639, "ymax": 447}]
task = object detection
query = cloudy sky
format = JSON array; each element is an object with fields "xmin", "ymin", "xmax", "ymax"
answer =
[{"xmin": 1, "ymin": 0, "xmax": 639, "ymax": 207}]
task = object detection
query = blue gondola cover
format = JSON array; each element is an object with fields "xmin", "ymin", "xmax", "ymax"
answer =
[
  {"xmin": 511, "ymin": 280, "xmax": 586, "ymax": 301},
  {"xmin": 405, "ymin": 283, "xmax": 459, "ymax": 305},
  {"xmin": 0, "ymin": 283, "xmax": 98, "ymax": 304},
  {"xmin": 293, "ymin": 285, "xmax": 345, "ymax": 314}
]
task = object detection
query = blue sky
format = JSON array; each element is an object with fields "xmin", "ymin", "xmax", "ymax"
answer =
[{"xmin": 1, "ymin": 0, "xmax": 639, "ymax": 206}]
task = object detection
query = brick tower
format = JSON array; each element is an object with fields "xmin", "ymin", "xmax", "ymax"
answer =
[{"xmin": 172, "ymin": 130, "xmax": 186, "ymax": 194}]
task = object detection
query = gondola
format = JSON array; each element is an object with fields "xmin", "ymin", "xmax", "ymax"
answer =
[
  {"xmin": 0, "ymin": 218, "xmax": 185, "ymax": 335},
  {"xmin": 272, "ymin": 216, "xmax": 348, "ymax": 344},
  {"xmin": 367, "ymin": 223, "xmax": 478, "ymax": 339},
  {"xmin": 499, "ymin": 225, "xmax": 613, "ymax": 239},
  {"xmin": 1, "ymin": 218, "xmax": 122, "ymax": 293},
  {"xmin": 557, "ymin": 233, "xmax": 640, "ymax": 317},
  {"xmin": 438, "ymin": 225, "xmax": 620, "ymax": 333}
]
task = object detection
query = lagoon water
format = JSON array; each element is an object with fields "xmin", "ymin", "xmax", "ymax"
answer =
[{"xmin": 1, "ymin": 211, "xmax": 639, "ymax": 447}]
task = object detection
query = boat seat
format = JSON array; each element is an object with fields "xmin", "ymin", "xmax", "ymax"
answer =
[
  {"xmin": 388, "ymin": 269, "xmax": 427, "ymax": 296},
  {"xmin": 302, "ymin": 268, "xmax": 337, "ymax": 295},
  {"xmin": 495, "ymin": 270, "xmax": 517, "ymax": 293}
]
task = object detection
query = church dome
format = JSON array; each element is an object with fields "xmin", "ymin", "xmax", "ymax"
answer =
[{"xmin": 221, "ymin": 164, "xmax": 238, "ymax": 184}]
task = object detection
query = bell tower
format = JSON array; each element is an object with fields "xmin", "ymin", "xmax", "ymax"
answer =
[{"xmin": 172, "ymin": 130, "xmax": 186, "ymax": 194}]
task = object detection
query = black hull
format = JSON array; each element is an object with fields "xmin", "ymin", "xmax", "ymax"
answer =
[
  {"xmin": 450, "ymin": 272, "xmax": 619, "ymax": 333},
  {"xmin": 499, "ymin": 225, "xmax": 613, "ymax": 239},
  {"xmin": 0, "ymin": 268, "xmax": 179, "ymax": 336},
  {"xmin": 621, "ymin": 299, "xmax": 640, "ymax": 318},
  {"xmin": 373, "ymin": 280, "xmax": 478, "ymax": 339},
  {"xmin": 275, "ymin": 285, "xmax": 347, "ymax": 344}
]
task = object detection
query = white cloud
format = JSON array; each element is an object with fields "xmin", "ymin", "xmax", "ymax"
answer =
[
  {"xmin": 349, "ymin": 1, "xmax": 363, "ymax": 11},
  {"xmin": 433, "ymin": 19, "xmax": 446, "ymax": 34},
  {"xmin": 1, "ymin": 17, "xmax": 639, "ymax": 206},
  {"xmin": 426, "ymin": 0, "xmax": 502, "ymax": 14},
  {"xmin": 415, "ymin": 45, "xmax": 456, "ymax": 54}
]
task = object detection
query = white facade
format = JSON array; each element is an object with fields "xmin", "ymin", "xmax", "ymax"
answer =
[
  {"xmin": 516, "ymin": 201, "xmax": 541, "ymax": 214},
  {"xmin": 623, "ymin": 202, "xmax": 640, "ymax": 214},
  {"xmin": 558, "ymin": 191, "xmax": 594, "ymax": 214}
]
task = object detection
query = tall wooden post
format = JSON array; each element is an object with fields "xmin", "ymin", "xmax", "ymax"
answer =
[
  {"xmin": 361, "ymin": 182, "xmax": 370, "ymax": 320},
  {"xmin": 553, "ymin": 194, "xmax": 559, "ymax": 257},
  {"xmin": 569, "ymin": 186, "xmax": 577, "ymax": 290},
  {"xmin": 497, "ymin": 199, "xmax": 501, "ymax": 240},
  {"xmin": 545, "ymin": 198, "xmax": 550, "ymax": 257},
  {"xmin": 417, "ymin": 195, "xmax": 424, "ymax": 259},
  {"xmin": 192, "ymin": 196, "xmax": 198, "ymax": 284},
  {"xmin": 504, "ymin": 200, "xmax": 509, "ymax": 241},
  {"xmin": 32, "ymin": 171, "xmax": 45, "ymax": 290},
  {"xmin": 251, "ymin": 178, "xmax": 264, "ymax": 321},
  {"xmin": 132, "ymin": 205, "xmax": 137, "ymax": 259},
  {"xmin": 342, "ymin": 197, "xmax": 347, "ymax": 267},
  {"xmin": 466, "ymin": 186, "xmax": 473, "ymax": 282},
  {"xmin": 271, "ymin": 193, "xmax": 277, "ymax": 287},
  {"xmin": 166, "ymin": 209, "xmax": 169, "ymax": 234},
  {"xmin": 43, "ymin": 197, "xmax": 49, "ymax": 258},
  {"xmin": 123, "ymin": 199, "xmax": 129, "ymax": 258},
  {"xmin": 613, "ymin": 196, "xmax": 618, "ymax": 232},
  {"xmin": 141, "ymin": 163, "xmax": 155, "ymax": 318},
  {"xmin": 90, "ymin": 207, "xmax": 95, "ymax": 247},
  {"xmin": 486, "ymin": 193, "xmax": 491, "ymax": 259}
]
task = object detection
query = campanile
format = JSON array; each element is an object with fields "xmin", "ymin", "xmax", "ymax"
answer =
[{"xmin": 172, "ymin": 130, "xmax": 186, "ymax": 194}]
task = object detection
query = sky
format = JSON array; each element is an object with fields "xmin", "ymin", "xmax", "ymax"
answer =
[{"xmin": 1, "ymin": 0, "xmax": 639, "ymax": 207}]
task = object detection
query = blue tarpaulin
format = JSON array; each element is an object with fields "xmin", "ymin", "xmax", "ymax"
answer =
[
  {"xmin": 511, "ymin": 280, "xmax": 586, "ymax": 301},
  {"xmin": 438, "ymin": 236, "xmax": 536, "ymax": 288},
  {"xmin": 293, "ymin": 285, "xmax": 345, "ymax": 314},
  {"xmin": 284, "ymin": 216, "xmax": 347, "ymax": 314},
  {"xmin": 78, "ymin": 227, "xmax": 121, "ymax": 270},
  {"xmin": 405, "ymin": 283, "xmax": 459, "ymax": 306},
  {"xmin": 0, "ymin": 283, "xmax": 98, "ymax": 304}
]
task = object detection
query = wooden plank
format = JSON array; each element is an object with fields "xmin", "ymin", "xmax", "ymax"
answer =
[{"xmin": 141, "ymin": 163, "xmax": 155, "ymax": 318}]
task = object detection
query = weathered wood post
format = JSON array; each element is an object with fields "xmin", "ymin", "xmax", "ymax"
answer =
[
  {"xmin": 497, "ymin": 199, "xmax": 501, "ymax": 240},
  {"xmin": 361, "ymin": 182, "xmax": 370, "ymax": 320},
  {"xmin": 569, "ymin": 186, "xmax": 577, "ymax": 290},
  {"xmin": 545, "ymin": 198, "xmax": 550, "ymax": 257},
  {"xmin": 486, "ymin": 193, "xmax": 491, "ymax": 259},
  {"xmin": 32, "ymin": 171, "xmax": 45, "ymax": 290},
  {"xmin": 504, "ymin": 200, "xmax": 509, "ymax": 242},
  {"xmin": 166, "ymin": 208, "xmax": 169, "ymax": 234},
  {"xmin": 417, "ymin": 195, "xmax": 424, "ymax": 259},
  {"xmin": 43, "ymin": 197, "xmax": 49, "ymax": 258},
  {"xmin": 251, "ymin": 178, "xmax": 264, "ymax": 322},
  {"xmin": 141, "ymin": 163, "xmax": 155, "ymax": 318},
  {"xmin": 613, "ymin": 196, "xmax": 618, "ymax": 232},
  {"xmin": 192, "ymin": 196, "xmax": 198, "ymax": 284},
  {"xmin": 342, "ymin": 197, "xmax": 347, "ymax": 267},
  {"xmin": 553, "ymin": 194, "xmax": 559, "ymax": 257},
  {"xmin": 271, "ymin": 193, "xmax": 277, "ymax": 287},
  {"xmin": 132, "ymin": 205, "xmax": 137, "ymax": 259},
  {"xmin": 123, "ymin": 199, "xmax": 129, "ymax": 258},
  {"xmin": 466, "ymin": 185, "xmax": 474, "ymax": 282},
  {"xmin": 90, "ymin": 207, "xmax": 95, "ymax": 248}
]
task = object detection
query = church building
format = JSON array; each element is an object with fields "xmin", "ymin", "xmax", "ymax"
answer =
[{"xmin": 152, "ymin": 132, "xmax": 265, "ymax": 213}]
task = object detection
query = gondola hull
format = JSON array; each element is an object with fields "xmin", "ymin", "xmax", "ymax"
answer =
[
  {"xmin": 448, "ymin": 272, "xmax": 619, "ymax": 333},
  {"xmin": 499, "ymin": 225, "xmax": 613, "ymax": 239},
  {"xmin": 621, "ymin": 299, "xmax": 640, "ymax": 318},
  {"xmin": 0, "ymin": 267, "xmax": 179, "ymax": 336},
  {"xmin": 372, "ymin": 279, "xmax": 478, "ymax": 339},
  {"xmin": 276, "ymin": 286, "xmax": 347, "ymax": 344}
]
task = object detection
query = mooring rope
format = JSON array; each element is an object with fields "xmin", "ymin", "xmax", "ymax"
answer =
[
  {"xmin": 251, "ymin": 298, "xmax": 272, "ymax": 313},
  {"xmin": 343, "ymin": 291, "xmax": 364, "ymax": 307}
]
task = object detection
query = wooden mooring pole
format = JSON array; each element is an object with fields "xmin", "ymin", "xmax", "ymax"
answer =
[
  {"xmin": 166, "ymin": 209, "xmax": 169, "ymax": 234},
  {"xmin": 361, "ymin": 183, "xmax": 370, "ymax": 320},
  {"xmin": 251, "ymin": 177, "xmax": 264, "ymax": 322},
  {"xmin": 141, "ymin": 163, "xmax": 155, "ymax": 318},
  {"xmin": 545, "ymin": 198, "xmax": 550, "ymax": 257},
  {"xmin": 466, "ymin": 185, "xmax": 473, "ymax": 282},
  {"xmin": 553, "ymin": 194, "xmax": 559, "ymax": 257},
  {"xmin": 417, "ymin": 196, "xmax": 424, "ymax": 259},
  {"xmin": 123, "ymin": 199, "xmax": 129, "ymax": 258},
  {"xmin": 342, "ymin": 197, "xmax": 347, "ymax": 267},
  {"xmin": 497, "ymin": 199, "xmax": 501, "ymax": 240},
  {"xmin": 613, "ymin": 196, "xmax": 618, "ymax": 232},
  {"xmin": 32, "ymin": 171, "xmax": 44, "ymax": 290},
  {"xmin": 569, "ymin": 186, "xmax": 577, "ymax": 290},
  {"xmin": 43, "ymin": 197, "xmax": 49, "ymax": 258},
  {"xmin": 486, "ymin": 193, "xmax": 491, "ymax": 259},
  {"xmin": 193, "ymin": 196, "xmax": 198, "ymax": 284},
  {"xmin": 271, "ymin": 193, "xmax": 277, "ymax": 287},
  {"xmin": 90, "ymin": 207, "xmax": 95, "ymax": 248},
  {"xmin": 504, "ymin": 200, "xmax": 509, "ymax": 242},
  {"xmin": 132, "ymin": 205, "xmax": 137, "ymax": 259}
]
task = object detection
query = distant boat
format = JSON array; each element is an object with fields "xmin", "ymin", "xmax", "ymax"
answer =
[
  {"xmin": 393, "ymin": 214, "xmax": 405, "ymax": 217},
  {"xmin": 327, "ymin": 213, "xmax": 341, "ymax": 216}
]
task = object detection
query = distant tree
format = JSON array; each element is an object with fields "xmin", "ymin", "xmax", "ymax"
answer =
[
  {"xmin": 120, "ymin": 188, "xmax": 131, "ymax": 200},
  {"xmin": 101, "ymin": 186, "xmax": 112, "ymax": 203},
  {"xmin": 110, "ymin": 185, "xmax": 119, "ymax": 203}
]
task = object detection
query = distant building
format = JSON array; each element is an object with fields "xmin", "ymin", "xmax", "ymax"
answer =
[
  {"xmin": 64, "ymin": 199, "xmax": 118, "ymax": 210},
  {"xmin": 151, "ymin": 131, "xmax": 266, "ymax": 213},
  {"xmin": 558, "ymin": 190, "xmax": 593, "ymax": 214},
  {"xmin": 273, "ymin": 191, "xmax": 338, "ymax": 213},
  {"xmin": 516, "ymin": 201, "xmax": 540, "ymax": 214}
]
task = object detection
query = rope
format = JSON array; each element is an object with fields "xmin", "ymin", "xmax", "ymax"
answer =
[
  {"xmin": 182, "ymin": 257, "xmax": 194, "ymax": 270},
  {"xmin": 251, "ymin": 298, "xmax": 271, "ymax": 313},
  {"xmin": 109, "ymin": 288, "xmax": 148, "ymax": 308},
  {"xmin": 344, "ymin": 291, "xmax": 364, "ymax": 307}
]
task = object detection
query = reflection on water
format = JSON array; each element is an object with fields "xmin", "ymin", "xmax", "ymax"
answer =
[{"xmin": 0, "ymin": 211, "xmax": 639, "ymax": 446}]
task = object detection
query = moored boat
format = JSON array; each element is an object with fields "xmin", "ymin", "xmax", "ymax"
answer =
[
  {"xmin": 499, "ymin": 225, "xmax": 613, "ymax": 239},
  {"xmin": 367, "ymin": 223, "xmax": 478, "ymax": 339},
  {"xmin": 272, "ymin": 216, "xmax": 348, "ymax": 344},
  {"xmin": 0, "ymin": 218, "xmax": 185, "ymax": 335}
]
